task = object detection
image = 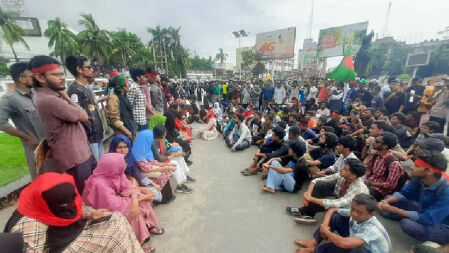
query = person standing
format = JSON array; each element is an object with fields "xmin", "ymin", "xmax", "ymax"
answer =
[
  {"xmin": 274, "ymin": 82, "xmax": 287, "ymax": 105},
  {"xmin": 404, "ymin": 77, "xmax": 425, "ymax": 114},
  {"xmin": 146, "ymin": 67, "xmax": 165, "ymax": 113},
  {"xmin": 31, "ymin": 55, "xmax": 94, "ymax": 194},
  {"xmin": 128, "ymin": 68, "xmax": 148, "ymax": 131},
  {"xmin": 241, "ymin": 83, "xmax": 251, "ymax": 108},
  {"xmin": 384, "ymin": 82, "xmax": 407, "ymax": 115},
  {"xmin": 66, "ymin": 56, "xmax": 104, "ymax": 161},
  {"xmin": 0, "ymin": 62, "xmax": 46, "ymax": 179},
  {"xmin": 429, "ymin": 82, "xmax": 449, "ymax": 133}
]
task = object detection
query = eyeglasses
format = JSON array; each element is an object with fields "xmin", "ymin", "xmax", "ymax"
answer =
[{"xmin": 44, "ymin": 72, "xmax": 65, "ymax": 78}]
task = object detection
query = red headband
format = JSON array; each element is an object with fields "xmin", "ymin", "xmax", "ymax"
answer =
[
  {"xmin": 109, "ymin": 70, "xmax": 119, "ymax": 77},
  {"xmin": 332, "ymin": 112, "xmax": 340, "ymax": 117},
  {"xmin": 146, "ymin": 72, "xmax": 157, "ymax": 78},
  {"xmin": 415, "ymin": 158, "xmax": 449, "ymax": 181},
  {"xmin": 31, "ymin": 64, "xmax": 60, "ymax": 75}
]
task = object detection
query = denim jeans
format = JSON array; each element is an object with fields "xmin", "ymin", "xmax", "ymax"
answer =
[
  {"xmin": 266, "ymin": 161, "xmax": 296, "ymax": 192},
  {"xmin": 89, "ymin": 141, "xmax": 104, "ymax": 161}
]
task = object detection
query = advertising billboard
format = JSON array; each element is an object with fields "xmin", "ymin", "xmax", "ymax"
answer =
[
  {"xmin": 317, "ymin": 21, "xmax": 368, "ymax": 58},
  {"xmin": 255, "ymin": 27, "xmax": 296, "ymax": 60}
]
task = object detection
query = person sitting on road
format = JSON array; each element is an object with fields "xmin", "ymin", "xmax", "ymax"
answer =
[
  {"xmin": 261, "ymin": 140, "xmax": 308, "ymax": 193},
  {"xmin": 241, "ymin": 126, "xmax": 286, "ymax": 176},
  {"xmin": 295, "ymin": 193, "xmax": 391, "ymax": 253},
  {"xmin": 304, "ymin": 132, "xmax": 338, "ymax": 176},
  {"xmin": 286, "ymin": 158, "xmax": 368, "ymax": 225},
  {"xmin": 378, "ymin": 150, "xmax": 449, "ymax": 246},
  {"xmin": 152, "ymin": 125, "xmax": 195, "ymax": 194},
  {"xmin": 5, "ymin": 172, "xmax": 145, "ymax": 253},
  {"xmin": 83, "ymin": 153, "xmax": 163, "ymax": 250},
  {"xmin": 312, "ymin": 135, "xmax": 358, "ymax": 178},
  {"xmin": 299, "ymin": 117, "xmax": 318, "ymax": 140},
  {"xmin": 226, "ymin": 114, "xmax": 252, "ymax": 152}
]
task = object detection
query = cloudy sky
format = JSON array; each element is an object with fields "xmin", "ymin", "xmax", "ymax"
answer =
[{"xmin": 16, "ymin": 0, "xmax": 449, "ymax": 67}]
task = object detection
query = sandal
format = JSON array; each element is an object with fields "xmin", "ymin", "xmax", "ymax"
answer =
[
  {"xmin": 142, "ymin": 244, "xmax": 156, "ymax": 253},
  {"xmin": 286, "ymin": 207, "xmax": 303, "ymax": 217},
  {"xmin": 149, "ymin": 226, "xmax": 164, "ymax": 235},
  {"xmin": 241, "ymin": 170, "xmax": 257, "ymax": 176}
]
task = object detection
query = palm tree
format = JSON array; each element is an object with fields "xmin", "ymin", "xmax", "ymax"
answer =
[
  {"xmin": 148, "ymin": 25, "xmax": 170, "ymax": 73},
  {"xmin": 110, "ymin": 29, "xmax": 135, "ymax": 68},
  {"xmin": 77, "ymin": 13, "xmax": 111, "ymax": 72},
  {"xmin": 44, "ymin": 17, "xmax": 78, "ymax": 72},
  {"xmin": 0, "ymin": 7, "xmax": 29, "ymax": 62},
  {"xmin": 215, "ymin": 48, "xmax": 228, "ymax": 69}
]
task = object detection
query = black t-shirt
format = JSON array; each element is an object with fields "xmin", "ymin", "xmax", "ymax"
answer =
[
  {"xmin": 405, "ymin": 85, "xmax": 425, "ymax": 112},
  {"xmin": 249, "ymin": 119, "xmax": 262, "ymax": 135},
  {"xmin": 385, "ymin": 91, "xmax": 406, "ymax": 115}
]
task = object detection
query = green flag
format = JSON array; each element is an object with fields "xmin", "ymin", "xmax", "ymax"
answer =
[{"xmin": 327, "ymin": 54, "xmax": 357, "ymax": 83}]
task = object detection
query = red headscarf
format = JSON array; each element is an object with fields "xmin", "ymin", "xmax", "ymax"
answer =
[
  {"xmin": 207, "ymin": 109, "xmax": 215, "ymax": 130},
  {"xmin": 18, "ymin": 173, "xmax": 82, "ymax": 226}
]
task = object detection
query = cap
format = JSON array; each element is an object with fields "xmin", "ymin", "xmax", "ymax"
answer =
[{"xmin": 416, "ymin": 138, "xmax": 445, "ymax": 152}]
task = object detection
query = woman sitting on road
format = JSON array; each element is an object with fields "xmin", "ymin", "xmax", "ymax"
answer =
[
  {"xmin": 192, "ymin": 109, "xmax": 219, "ymax": 140},
  {"xmin": 152, "ymin": 125, "xmax": 196, "ymax": 194},
  {"xmin": 83, "ymin": 153, "xmax": 164, "ymax": 252},
  {"xmin": 132, "ymin": 130, "xmax": 178, "ymax": 204},
  {"xmin": 109, "ymin": 135, "xmax": 162, "ymax": 203},
  {"xmin": 5, "ymin": 172, "xmax": 144, "ymax": 253}
]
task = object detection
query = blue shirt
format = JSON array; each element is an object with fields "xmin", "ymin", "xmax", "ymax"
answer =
[
  {"xmin": 393, "ymin": 177, "xmax": 449, "ymax": 227},
  {"xmin": 263, "ymin": 86, "xmax": 275, "ymax": 101},
  {"xmin": 338, "ymin": 209, "xmax": 391, "ymax": 253},
  {"xmin": 302, "ymin": 128, "xmax": 318, "ymax": 140}
]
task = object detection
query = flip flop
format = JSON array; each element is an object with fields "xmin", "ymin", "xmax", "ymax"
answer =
[
  {"xmin": 241, "ymin": 170, "xmax": 257, "ymax": 176},
  {"xmin": 149, "ymin": 227, "xmax": 165, "ymax": 235}
]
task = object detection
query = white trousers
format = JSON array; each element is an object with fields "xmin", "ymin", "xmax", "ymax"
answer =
[{"xmin": 170, "ymin": 157, "xmax": 190, "ymax": 184}]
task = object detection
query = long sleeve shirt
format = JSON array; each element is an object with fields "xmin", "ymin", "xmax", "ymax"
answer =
[
  {"xmin": 329, "ymin": 152, "xmax": 358, "ymax": 173},
  {"xmin": 229, "ymin": 122, "xmax": 252, "ymax": 147},
  {"xmin": 393, "ymin": 177, "xmax": 449, "ymax": 227},
  {"xmin": 312, "ymin": 173, "xmax": 369, "ymax": 209},
  {"xmin": 366, "ymin": 152, "xmax": 404, "ymax": 196},
  {"xmin": 274, "ymin": 87, "xmax": 286, "ymax": 104}
]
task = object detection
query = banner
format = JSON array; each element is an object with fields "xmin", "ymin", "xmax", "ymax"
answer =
[
  {"xmin": 255, "ymin": 27, "xmax": 296, "ymax": 60},
  {"xmin": 317, "ymin": 21, "xmax": 368, "ymax": 58}
]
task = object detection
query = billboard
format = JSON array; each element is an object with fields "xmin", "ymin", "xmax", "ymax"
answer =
[
  {"xmin": 10, "ymin": 17, "xmax": 42, "ymax": 36},
  {"xmin": 317, "ymin": 21, "xmax": 368, "ymax": 58},
  {"xmin": 406, "ymin": 52, "xmax": 431, "ymax": 67},
  {"xmin": 255, "ymin": 27, "xmax": 296, "ymax": 60}
]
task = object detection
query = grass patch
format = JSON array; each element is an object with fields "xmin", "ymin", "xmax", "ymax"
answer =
[{"xmin": 0, "ymin": 133, "xmax": 28, "ymax": 186}]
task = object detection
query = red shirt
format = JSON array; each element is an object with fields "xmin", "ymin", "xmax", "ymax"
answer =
[{"xmin": 366, "ymin": 152, "xmax": 404, "ymax": 196}]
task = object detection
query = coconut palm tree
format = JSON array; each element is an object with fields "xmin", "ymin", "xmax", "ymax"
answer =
[
  {"xmin": 148, "ymin": 25, "xmax": 170, "ymax": 73},
  {"xmin": 77, "ymin": 13, "xmax": 111, "ymax": 72},
  {"xmin": 0, "ymin": 7, "xmax": 29, "ymax": 62},
  {"xmin": 215, "ymin": 48, "xmax": 228, "ymax": 69},
  {"xmin": 110, "ymin": 29, "xmax": 136, "ymax": 68},
  {"xmin": 44, "ymin": 17, "xmax": 78, "ymax": 72}
]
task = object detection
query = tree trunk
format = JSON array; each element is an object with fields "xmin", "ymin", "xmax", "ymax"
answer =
[{"xmin": 9, "ymin": 44, "xmax": 18, "ymax": 62}]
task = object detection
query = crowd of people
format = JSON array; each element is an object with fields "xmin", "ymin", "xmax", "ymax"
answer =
[{"xmin": 1, "ymin": 53, "xmax": 449, "ymax": 252}]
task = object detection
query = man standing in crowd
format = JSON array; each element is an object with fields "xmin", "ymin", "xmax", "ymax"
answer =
[
  {"xmin": 66, "ymin": 56, "xmax": 104, "ymax": 161},
  {"xmin": 147, "ymin": 67, "xmax": 165, "ymax": 113},
  {"xmin": 384, "ymin": 82, "xmax": 407, "ymax": 115},
  {"xmin": 274, "ymin": 82, "xmax": 286, "ymax": 105},
  {"xmin": 31, "ymin": 55, "xmax": 94, "ymax": 193},
  {"xmin": 0, "ymin": 62, "xmax": 46, "ymax": 179},
  {"xmin": 404, "ymin": 77, "xmax": 425, "ymax": 114},
  {"xmin": 262, "ymin": 80, "xmax": 275, "ymax": 107},
  {"xmin": 429, "ymin": 82, "xmax": 449, "ymax": 133},
  {"xmin": 128, "ymin": 68, "xmax": 148, "ymax": 131}
]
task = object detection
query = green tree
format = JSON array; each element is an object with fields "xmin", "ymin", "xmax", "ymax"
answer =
[
  {"xmin": 0, "ymin": 7, "xmax": 29, "ymax": 62},
  {"xmin": 109, "ymin": 29, "xmax": 144, "ymax": 68},
  {"xmin": 354, "ymin": 31, "xmax": 374, "ymax": 78},
  {"xmin": 148, "ymin": 25, "xmax": 170, "ymax": 73},
  {"xmin": 383, "ymin": 43, "xmax": 410, "ymax": 76},
  {"xmin": 252, "ymin": 61, "xmax": 265, "ymax": 76},
  {"xmin": 78, "ymin": 14, "xmax": 111, "ymax": 72},
  {"xmin": 188, "ymin": 55, "xmax": 214, "ymax": 70},
  {"xmin": 44, "ymin": 17, "xmax": 79, "ymax": 71},
  {"xmin": 240, "ymin": 49, "xmax": 255, "ymax": 71},
  {"xmin": 215, "ymin": 48, "xmax": 227, "ymax": 69}
]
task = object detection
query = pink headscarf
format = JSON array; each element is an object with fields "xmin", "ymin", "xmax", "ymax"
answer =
[
  {"xmin": 207, "ymin": 109, "xmax": 216, "ymax": 130},
  {"xmin": 83, "ymin": 153, "xmax": 139, "ymax": 214}
]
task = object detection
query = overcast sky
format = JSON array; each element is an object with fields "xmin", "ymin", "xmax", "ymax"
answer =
[{"xmin": 20, "ymin": 0, "xmax": 449, "ymax": 67}]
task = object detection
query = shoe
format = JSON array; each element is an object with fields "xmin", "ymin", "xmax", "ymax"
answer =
[
  {"xmin": 160, "ymin": 195, "xmax": 176, "ymax": 205},
  {"xmin": 286, "ymin": 207, "xmax": 303, "ymax": 217},
  {"xmin": 294, "ymin": 216, "xmax": 318, "ymax": 225},
  {"xmin": 176, "ymin": 185, "xmax": 193, "ymax": 194},
  {"xmin": 186, "ymin": 160, "xmax": 193, "ymax": 166},
  {"xmin": 186, "ymin": 175, "xmax": 196, "ymax": 183}
]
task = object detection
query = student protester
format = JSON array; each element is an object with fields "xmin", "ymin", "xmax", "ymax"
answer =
[
  {"xmin": 0, "ymin": 62, "xmax": 46, "ymax": 179},
  {"xmin": 385, "ymin": 82, "xmax": 407, "ymax": 115},
  {"xmin": 31, "ymin": 55, "xmax": 94, "ymax": 194},
  {"xmin": 370, "ymin": 85, "xmax": 384, "ymax": 110},
  {"xmin": 105, "ymin": 74, "xmax": 138, "ymax": 139},
  {"xmin": 241, "ymin": 126, "xmax": 286, "ymax": 176},
  {"xmin": 66, "ymin": 56, "xmax": 104, "ymax": 161},
  {"xmin": 261, "ymin": 140, "xmax": 308, "ymax": 193},
  {"xmin": 251, "ymin": 115, "xmax": 272, "ymax": 145},
  {"xmin": 83, "ymin": 153, "xmax": 162, "ymax": 252},
  {"xmin": 287, "ymin": 158, "xmax": 369, "ymax": 224},
  {"xmin": 325, "ymin": 112, "xmax": 343, "ymax": 137},
  {"xmin": 316, "ymin": 102, "xmax": 330, "ymax": 118},
  {"xmin": 226, "ymin": 114, "xmax": 252, "ymax": 152},
  {"xmin": 298, "ymin": 118, "xmax": 318, "ymax": 140},
  {"xmin": 5, "ymin": 173, "xmax": 144, "ymax": 252},
  {"xmin": 128, "ymin": 68, "xmax": 149, "ymax": 131},
  {"xmin": 152, "ymin": 125, "xmax": 195, "ymax": 194},
  {"xmin": 429, "ymin": 82, "xmax": 449, "ymax": 133},
  {"xmin": 109, "ymin": 135, "xmax": 162, "ymax": 202},
  {"xmin": 305, "ymin": 132, "xmax": 338, "ymax": 176},
  {"xmin": 146, "ymin": 67, "xmax": 165, "ymax": 113},
  {"xmin": 365, "ymin": 132, "xmax": 406, "ymax": 201},
  {"xmin": 313, "ymin": 135, "xmax": 358, "ymax": 178},
  {"xmin": 404, "ymin": 78, "xmax": 425, "ymax": 114},
  {"xmin": 389, "ymin": 112, "xmax": 411, "ymax": 148},
  {"xmin": 378, "ymin": 151, "xmax": 449, "ymax": 245},
  {"xmin": 295, "ymin": 193, "xmax": 391, "ymax": 253}
]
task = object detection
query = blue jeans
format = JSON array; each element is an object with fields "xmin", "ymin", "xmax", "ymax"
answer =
[
  {"xmin": 382, "ymin": 198, "xmax": 449, "ymax": 245},
  {"xmin": 266, "ymin": 161, "xmax": 296, "ymax": 192},
  {"xmin": 90, "ymin": 141, "xmax": 104, "ymax": 161},
  {"xmin": 137, "ymin": 124, "xmax": 148, "ymax": 131}
]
